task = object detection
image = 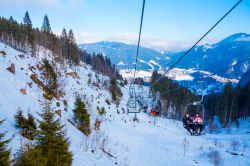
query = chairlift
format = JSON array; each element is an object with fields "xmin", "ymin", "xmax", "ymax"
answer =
[
  {"xmin": 183, "ymin": 82, "xmax": 205, "ymax": 136},
  {"xmin": 127, "ymin": 83, "xmax": 140, "ymax": 114},
  {"xmin": 149, "ymin": 92, "xmax": 161, "ymax": 116}
]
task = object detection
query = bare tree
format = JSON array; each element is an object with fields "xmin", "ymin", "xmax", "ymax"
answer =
[
  {"xmin": 242, "ymin": 141, "xmax": 248, "ymax": 153},
  {"xmin": 207, "ymin": 148, "xmax": 223, "ymax": 166},
  {"xmin": 231, "ymin": 140, "xmax": 241, "ymax": 151}
]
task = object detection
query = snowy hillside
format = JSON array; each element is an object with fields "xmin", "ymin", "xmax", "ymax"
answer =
[{"xmin": 1, "ymin": 42, "xmax": 250, "ymax": 166}]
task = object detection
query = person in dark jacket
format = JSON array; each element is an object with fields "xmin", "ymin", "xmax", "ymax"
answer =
[{"xmin": 183, "ymin": 113, "xmax": 194, "ymax": 135}]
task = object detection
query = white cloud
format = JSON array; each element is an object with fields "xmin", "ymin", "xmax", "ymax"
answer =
[
  {"xmin": 76, "ymin": 32, "xmax": 193, "ymax": 51},
  {"xmin": 76, "ymin": 32, "xmax": 103, "ymax": 43},
  {"xmin": 75, "ymin": 32, "xmax": 222, "ymax": 52}
]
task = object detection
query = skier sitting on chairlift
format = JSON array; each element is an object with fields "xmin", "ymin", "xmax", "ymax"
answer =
[
  {"xmin": 193, "ymin": 113, "xmax": 204, "ymax": 135},
  {"xmin": 182, "ymin": 113, "xmax": 194, "ymax": 135},
  {"xmin": 151, "ymin": 107, "xmax": 159, "ymax": 116}
]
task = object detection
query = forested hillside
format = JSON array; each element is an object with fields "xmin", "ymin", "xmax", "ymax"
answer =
[
  {"xmin": 0, "ymin": 12, "xmax": 121, "ymax": 79},
  {"xmin": 205, "ymin": 82, "xmax": 250, "ymax": 127}
]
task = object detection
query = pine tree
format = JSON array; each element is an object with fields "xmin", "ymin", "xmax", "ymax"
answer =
[
  {"xmin": 9, "ymin": 16, "xmax": 14, "ymax": 23},
  {"xmin": 23, "ymin": 11, "xmax": 32, "ymax": 29},
  {"xmin": 41, "ymin": 14, "xmax": 51, "ymax": 33},
  {"xmin": 41, "ymin": 14, "xmax": 52, "ymax": 53},
  {"xmin": 14, "ymin": 107, "xmax": 26, "ymax": 129},
  {"xmin": 61, "ymin": 28, "xmax": 68, "ymax": 42},
  {"xmin": 0, "ymin": 120, "xmax": 10, "ymax": 166},
  {"xmin": 67, "ymin": 29, "xmax": 79, "ymax": 67},
  {"xmin": 36, "ymin": 104, "xmax": 72, "ymax": 165},
  {"xmin": 23, "ymin": 11, "xmax": 35, "ymax": 55},
  {"xmin": 25, "ymin": 113, "xmax": 37, "ymax": 140},
  {"xmin": 42, "ymin": 59, "xmax": 58, "ymax": 100},
  {"xmin": 61, "ymin": 28, "xmax": 69, "ymax": 68},
  {"xmin": 68, "ymin": 29, "xmax": 75, "ymax": 44},
  {"xmin": 72, "ymin": 97, "xmax": 91, "ymax": 136},
  {"xmin": 109, "ymin": 77, "xmax": 122, "ymax": 102},
  {"xmin": 124, "ymin": 79, "xmax": 128, "ymax": 85}
]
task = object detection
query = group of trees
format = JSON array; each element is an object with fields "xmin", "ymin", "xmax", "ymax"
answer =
[
  {"xmin": 5, "ymin": 96, "xmax": 92, "ymax": 165},
  {"xmin": 204, "ymin": 82, "xmax": 250, "ymax": 127},
  {"xmin": 14, "ymin": 105, "xmax": 72, "ymax": 165},
  {"xmin": 0, "ymin": 12, "xmax": 122, "ymax": 79},
  {"xmin": 80, "ymin": 51, "xmax": 122, "ymax": 79},
  {"xmin": 14, "ymin": 108, "xmax": 37, "ymax": 140},
  {"xmin": 0, "ymin": 11, "xmax": 78, "ymax": 67},
  {"xmin": 150, "ymin": 71, "xmax": 198, "ymax": 119}
]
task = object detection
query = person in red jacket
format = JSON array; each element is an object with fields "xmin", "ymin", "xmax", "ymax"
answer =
[{"xmin": 193, "ymin": 113, "xmax": 204, "ymax": 135}]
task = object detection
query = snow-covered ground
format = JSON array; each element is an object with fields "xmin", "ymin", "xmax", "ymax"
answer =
[{"xmin": 0, "ymin": 42, "xmax": 250, "ymax": 166}]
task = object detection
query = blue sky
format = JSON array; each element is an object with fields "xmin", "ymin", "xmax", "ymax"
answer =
[{"xmin": 1, "ymin": 0, "xmax": 250, "ymax": 51}]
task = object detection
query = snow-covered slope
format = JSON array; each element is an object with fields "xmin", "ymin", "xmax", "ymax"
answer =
[{"xmin": 1, "ymin": 42, "xmax": 250, "ymax": 166}]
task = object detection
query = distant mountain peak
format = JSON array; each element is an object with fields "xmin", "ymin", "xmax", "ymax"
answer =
[{"xmin": 219, "ymin": 33, "xmax": 250, "ymax": 43}]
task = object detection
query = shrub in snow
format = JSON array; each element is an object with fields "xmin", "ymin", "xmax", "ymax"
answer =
[
  {"xmin": 105, "ymin": 99, "xmax": 111, "ymax": 105},
  {"xmin": 98, "ymin": 107, "xmax": 106, "ymax": 116},
  {"xmin": 14, "ymin": 108, "xmax": 37, "ymax": 140},
  {"xmin": 0, "ymin": 50, "xmax": 6, "ymax": 55},
  {"xmin": 242, "ymin": 141, "xmax": 248, "ymax": 153},
  {"xmin": 63, "ymin": 100, "xmax": 68, "ymax": 111},
  {"xmin": 56, "ymin": 102, "xmax": 60, "ymax": 107},
  {"xmin": 122, "ymin": 108, "xmax": 125, "ymax": 114},
  {"xmin": 207, "ymin": 148, "xmax": 223, "ymax": 166},
  {"xmin": 81, "ymin": 130, "xmax": 108, "ymax": 153},
  {"xmin": 124, "ymin": 79, "xmax": 128, "ymax": 85},
  {"xmin": 231, "ymin": 140, "xmax": 241, "ymax": 151}
]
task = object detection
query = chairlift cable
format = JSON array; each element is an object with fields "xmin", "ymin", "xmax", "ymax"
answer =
[
  {"xmin": 127, "ymin": 0, "xmax": 146, "ymax": 115},
  {"xmin": 133, "ymin": 0, "xmax": 146, "ymax": 81}
]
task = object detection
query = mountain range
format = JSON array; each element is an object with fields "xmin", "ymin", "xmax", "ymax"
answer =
[
  {"xmin": 79, "ymin": 41, "xmax": 170, "ymax": 71},
  {"xmin": 79, "ymin": 33, "xmax": 250, "ymax": 92}
]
